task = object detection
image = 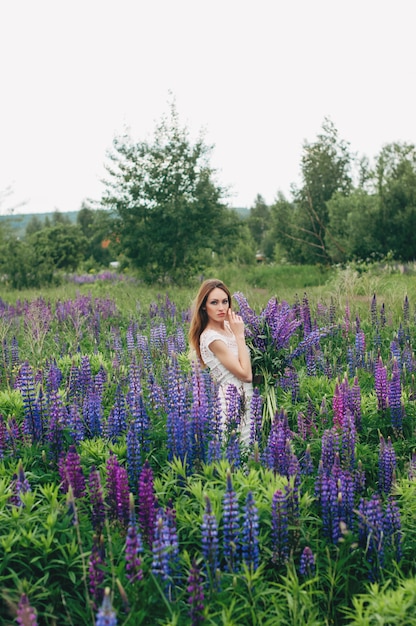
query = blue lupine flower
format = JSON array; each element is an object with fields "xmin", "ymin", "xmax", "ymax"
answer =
[
  {"xmin": 378, "ymin": 434, "xmax": 397, "ymax": 494},
  {"xmin": 125, "ymin": 493, "xmax": 143, "ymax": 582},
  {"xmin": 388, "ymin": 358, "xmax": 403, "ymax": 429},
  {"xmin": 201, "ymin": 494, "xmax": 219, "ymax": 582},
  {"xmin": 242, "ymin": 491, "xmax": 260, "ymax": 570},
  {"xmin": 299, "ymin": 546, "xmax": 315, "ymax": 577},
  {"xmin": 96, "ymin": 587, "xmax": 117, "ymax": 626},
  {"xmin": 222, "ymin": 469, "xmax": 240, "ymax": 572},
  {"xmin": 271, "ymin": 488, "xmax": 289, "ymax": 564},
  {"xmin": 187, "ymin": 559, "xmax": 205, "ymax": 626}
]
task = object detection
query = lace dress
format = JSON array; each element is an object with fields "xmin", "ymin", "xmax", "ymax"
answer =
[{"xmin": 200, "ymin": 321, "xmax": 253, "ymax": 445}]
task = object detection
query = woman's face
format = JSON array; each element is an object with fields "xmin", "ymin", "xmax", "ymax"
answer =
[{"xmin": 204, "ymin": 287, "xmax": 230, "ymax": 324}]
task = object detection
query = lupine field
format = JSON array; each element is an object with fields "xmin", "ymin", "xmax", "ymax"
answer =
[{"xmin": 1, "ymin": 269, "xmax": 416, "ymax": 625}]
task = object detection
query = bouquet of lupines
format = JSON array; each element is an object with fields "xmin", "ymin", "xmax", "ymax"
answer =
[{"xmin": 233, "ymin": 292, "xmax": 328, "ymax": 421}]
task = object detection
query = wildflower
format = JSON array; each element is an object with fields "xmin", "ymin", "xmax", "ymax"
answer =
[
  {"xmin": 388, "ymin": 358, "xmax": 403, "ymax": 430},
  {"xmin": 299, "ymin": 546, "xmax": 315, "ymax": 577},
  {"xmin": 10, "ymin": 459, "xmax": 31, "ymax": 507},
  {"xmin": 138, "ymin": 460, "xmax": 157, "ymax": 547},
  {"xmin": 375, "ymin": 354, "xmax": 388, "ymax": 411},
  {"xmin": 58, "ymin": 445, "xmax": 86, "ymax": 498},
  {"xmin": 88, "ymin": 466, "xmax": 106, "ymax": 533},
  {"xmin": 271, "ymin": 489, "xmax": 289, "ymax": 564},
  {"xmin": 89, "ymin": 533, "xmax": 106, "ymax": 604},
  {"xmin": 125, "ymin": 493, "xmax": 143, "ymax": 583},
  {"xmin": 187, "ymin": 559, "xmax": 205, "ymax": 626},
  {"xmin": 242, "ymin": 491, "xmax": 260, "ymax": 570},
  {"xmin": 222, "ymin": 469, "xmax": 240, "ymax": 572},
  {"xmin": 96, "ymin": 587, "xmax": 117, "ymax": 626},
  {"xmin": 378, "ymin": 435, "xmax": 397, "ymax": 494},
  {"xmin": 16, "ymin": 593, "xmax": 38, "ymax": 626},
  {"xmin": 201, "ymin": 495, "xmax": 219, "ymax": 582}
]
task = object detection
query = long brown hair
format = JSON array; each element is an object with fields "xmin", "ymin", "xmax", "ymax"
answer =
[{"xmin": 188, "ymin": 279, "xmax": 232, "ymax": 363}]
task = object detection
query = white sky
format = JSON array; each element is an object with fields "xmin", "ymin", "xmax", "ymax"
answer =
[{"xmin": 0, "ymin": 0, "xmax": 415, "ymax": 214}]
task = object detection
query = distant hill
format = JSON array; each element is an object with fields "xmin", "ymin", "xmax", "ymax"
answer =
[
  {"xmin": 0, "ymin": 211, "xmax": 79, "ymax": 237},
  {"xmin": 0, "ymin": 206, "xmax": 249, "ymax": 237}
]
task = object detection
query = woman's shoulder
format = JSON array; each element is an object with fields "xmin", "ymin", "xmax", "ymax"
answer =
[{"xmin": 200, "ymin": 327, "xmax": 228, "ymax": 347}]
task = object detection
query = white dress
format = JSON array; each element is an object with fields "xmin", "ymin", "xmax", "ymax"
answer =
[{"xmin": 200, "ymin": 321, "xmax": 253, "ymax": 446}]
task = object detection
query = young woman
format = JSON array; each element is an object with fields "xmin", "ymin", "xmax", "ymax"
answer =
[{"xmin": 189, "ymin": 278, "xmax": 253, "ymax": 445}]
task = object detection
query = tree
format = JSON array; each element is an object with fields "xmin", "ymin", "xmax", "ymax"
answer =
[
  {"xmin": 373, "ymin": 142, "xmax": 416, "ymax": 260},
  {"xmin": 28, "ymin": 223, "xmax": 87, "ymax": 272},
  {"xmin": 100, "ymin": 101, "xmax": 239, "ymax": 282},
  {"xmin": 247, "ymin": 194, "xmax": 270, "ymax": 254},
  {"xmin": 77, "ymin": 204, "xmax": 117, "ymax": 267},
  {"xmin": 291, "ymin": 118, "xmax": 353, "ymax": 263}
]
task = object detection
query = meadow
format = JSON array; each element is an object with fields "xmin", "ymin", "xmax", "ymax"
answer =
[{"xmin": 1, "ymin": 262, "xmax": 416, "ymax": 625}]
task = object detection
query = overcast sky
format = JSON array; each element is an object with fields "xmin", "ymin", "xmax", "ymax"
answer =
[{"xmin": 1, "ymin": 0, "xmax": 415, "ymax": 214}]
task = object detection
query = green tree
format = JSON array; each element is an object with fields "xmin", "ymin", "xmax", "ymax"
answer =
[
  {"xmin": 291, "ymin": 118, "xmax": 353, "ymax": 263},
  {"xmin": 25, "ymin": 215, "xmax": 44, "ymax": 237},
  {"xmin": 28, "ymin": 223, "xmax": 87, "ymax": 272},
  {"xmin": 100, "ymin": 102, "xmax": 239, "ymax": 282},
  {"xmin": 77, "ymin": 204, "xmax": 116, "ymax": 267},
  {"xmin": 373, "ymin": 142, "xmax": 416, "ymax": 260},
  {"xmin": 247, "ymin": 194, "xmax": 270, "ymax": 254}
]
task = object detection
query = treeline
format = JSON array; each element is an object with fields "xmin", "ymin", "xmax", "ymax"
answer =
[{"xmin": 1, "ymin": 103, "xmax": 416, "ymax": 289}]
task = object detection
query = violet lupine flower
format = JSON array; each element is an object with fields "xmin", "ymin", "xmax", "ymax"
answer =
[
  {"xmin": 354, "ymin": 459, "xmax": 366, "ymax": 494},
  {"xmin": 58, "ymin": 444, "xmax": 86, "ymax": 498},
  {"xmin": 271, "ymin": 488, "xmax": 289, "ymax": 564},
  {"xmin": 224, "ymin": 384, "xmax": 242, "ymax": 439},
  {"xmin": 300, "ymin": 444, "xmax": 314, "ymax": 475},
  {"xmin": 388, "ymin": 358, "xmax": 403, "ymax": 430},
  {"xmin": 225, "ymin": 430, "xmax": 241, "ymax": 469},
  {"xmin": 0, "ymin": 415, "xmax": 6, "ymax": 460},
  {"xmin": 378, "ymin": 435, "xmax": 397, "ymax": 494},
  {"xmin": 187, "ymin": 559, "xmax": 205, "ymax": 626},
  {"xmin": 10, "ymin": 460, "xmax": 31, "ymax": 507},
  {"xmin": 340, "ymin": 412, "xmax": 356, "ymax": 472},
  {"xmin": 357, "ymin": 494, "xmax": 385, "ymax": 581},
  {"xmin": 16, "ymin": 593, "xmax": 38, "ymax": 626},
  {"xmin": 190, "ymin": 361, "xmax": 211, "ymax": 469},
  {"xmin": 222, "ymin": 469, "xmax": 240, "ymax": 572},
  {"xmin": 249, "ymin": 387, "xmax": 263, "ymax": 446},
  {"xmin": 15, "ymin": 361, "xmax": 43, "ymax": 443},
  {"xmin": 107, "ymin": 385, "xmax": 127, "ymax": 441},
  {"xmin": 316, "ymin": 473, "xmax": 341, "ymax": 542},
  {"xmin": 201, "ymin": 495, "xmax": 219, "ymax": 583},
  {"xmin": 125, "ymin": 493, "xmax": 143, "ymax": 583},
  {"xmin": 375, "ymin": 354, "xmax": 388, "ymax": 411},
  {"xmin": 320, "ymin": 428, "xmax": 340, "ymax": 473},
  {"xmin": 151, "ymin": 511, "xmax": 174, "ymax": 588},
  {"xmin": 264, "ymin": 411, "xmax": 292, "ymax": 476},
  {"xmin": 301, "ymin": 293, "xmax": 312, "ymax": 337},
  {"xmin": 299, "ymin": 546, "xmax": 315, "ymax": 577},
  {"xmin": 67, "ymin": 403, "xmax": 85, "ymax": 443},
  {"xmin": 126, "ymin": 321, "xmax": 137, "ymax": 354},
  {"xmin": 88, "ymin": 466, "xmax": 106, "ymax": 533},
  {"xmin": 138, "ymin": 460, "xmax": 157, "ymax": 547},
  {"xmin": 384, "ymin": 496, "xmax": 402, "ymax": 562},
  {"xmin": 390, "ymin": 340, "xmax": 401, "ymax": 369},
  {"xmin": 89, "ymin": 533, "xmax": 106, "ymax": 605},
  {"xmin": 166, "ymin": 357, "xmax": 190, "ymax": 464},
  {"xmin": 126, "ymin": 421, "xmax": 142, "ymax": 489},
  {"xmin": 82, "ymin": 389, "xmax": 103, "ymax": 438},
  {"xmin": 106, "ymin": 454, "xmax": 130, "ymax": 526},
  {"xmin": 354, "ymin": 329, "xmax": 366, "ymax": 369},
  {"xmin": 242, "ymin": 491, "xmax": 260, "ymax": 571},
  {"xmin": 96, "ymin": 586, "xmax": 117, "ymax": 626},
  {"xmin": 47, "ymin": 388, "xmax": 68, "ymax": 463},
  {"xmin": 147, "ymin": 371, "xmax": 167, "ymax": 415},
  {"xmin": 126, "ymin": 361, "xmax": 149, "ymax": 449}
]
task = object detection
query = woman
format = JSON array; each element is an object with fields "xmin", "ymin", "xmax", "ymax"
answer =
[{"xmin": 189, "ymin": 278, "xmax": 253, "ymax": 445}]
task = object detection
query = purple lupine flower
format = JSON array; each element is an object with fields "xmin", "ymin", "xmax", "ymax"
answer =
[
  {"xmin": 300, "ymin": 444, "xmax": 314, "ymax": 475},
  {"xmin": 187, "ymin": 559, "xmax": 205, "ymax": 626},
  {"xmin": 126, "ymin": 321, "xmax": 137, "ymax": 354},
  {"xmin": 390, "ymin": 340, "xmax": 401, "ymax": 369},
  {"xmin": 384, "ymin": 496, "xmax": 402, "ymax": 562},
  {"xmin": 357, "ymin": 494, "xmax": 385, "ymax": 580},
  {"xmin": 388, "ymin": 358, "xmax": 403, "ymax": 430},
  {"xmin": 250, "ymin": 387, "xmax": 263, "ymax": 446},
  {"xmin": 190, "ymin": 361, "xmax": 210, "ymax": 469},
  {"xmin": 127, "ymin": 361, "xmax": 150, "ymax": 449},
  {"xmin": 201, "ymin": 495, "xmax": 219, "ymax": 582},
  {"xmin": 46, "ymin": 388, "xmax": 68, "ymax": 463},
  {"xmin": 126, "ymin": 421, "xmax": 142, "ymax": 490},
  {"xmin": 125, "ymin": 493, "xmax": 143, "ymax": 583},
  {"xmin": 301, "ymin": 293, "xmax": 312, "ymax": 337},
  {"xmin": 222, "ymin": 469, "xmax": 240, "ymax": 572},
  {"xmin": 355, "ymin": 329, "xmax": 366, "ymax": 369},
  {"xmin": 378, "ymin": 435, "xmax": 397, "ymax": 494},
  {"xmin": 138, "ymin": 460, "xmax": 157, "ymax": 547},
  {"xmin": 299, "ymin": 546, "xmax": 315, "ymax": 577},
  {"xmin": 242, "ymin": 491, "xmax": 260, "ymax": 571},
  {"xmin": 88, "ymin": 466, "xmax": 106, "ymax": 533},
  {"xmin": 264, "ymin": 411, "xmax": 292, "ymax": 476},
  {"xmin": 166, "ymin": 357, "xmax": 190, "ymax": 464},
  {"xmin": 225, "ymin": 430, "xmax": 241, "ymax": 469},
  {"xmin": 375, "ymin": 354, "xmax": 388, "ymax": 411},
  {"xmin": 10, "ymin": 460, "xmax": 31, "ymax": 507},
  {"xmin": 0, "ymin": 414, "xmax": 6, "ymax": 460},
  {"xmin": 58, "ymin": 444, "xmax": 86, "ymax": 498},
  {"xmin": 106, "ymin": 454, "xmax": 129, "ymax": 526},
  {"xmin": 67, "ymin": 403, "xmax": 85, "ymax": 443},
  {"xmin": 89, "ymin": 533, "xmax": 106, "ymax": 605},
  {"xmin": 151, "ymin": 512, "xmax": 172, "ymax": 586},
  {"xmin": 16, "ymin": 593, "xmax": 38, "ymax": 626},
  {"xmin": 107, "ymin": 385, "xmax": 127, "ymax": 441},
  {"xmin": 15, "ymin": 361, "xmax": 43, "ymax": 443},
  {"xmin": 351, "ymin": 376, "xmax": 362, "ymax": 430},
  {"xmin": 96, "ymin": 586, "xmax": 117, "ymax": 626},
  {"xmin": 341, "ymin": 411, "xmax": 356, "ymax": 472},
  {"xmin": 224, "ymin": 384, "xmax": 242, "ymax": 440},
  {"xmin": 370, "ymin": 293, "xmax": 378, "ymax": 327},
  {"xmin": 354, "ymin": 459, "xmax": 366, "ymax": 494},
  {"xmin": 320, "ymin": 428, "xmax": 340, "ymax": 473},
  {"xmin": 271, "ymin": 489, "xmax": 289, "ymax": 564}
]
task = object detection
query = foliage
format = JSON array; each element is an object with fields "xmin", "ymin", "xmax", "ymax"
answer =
[{"xmin": 99, "ymin": 100, "xmax": 241, "ymax": 283}]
